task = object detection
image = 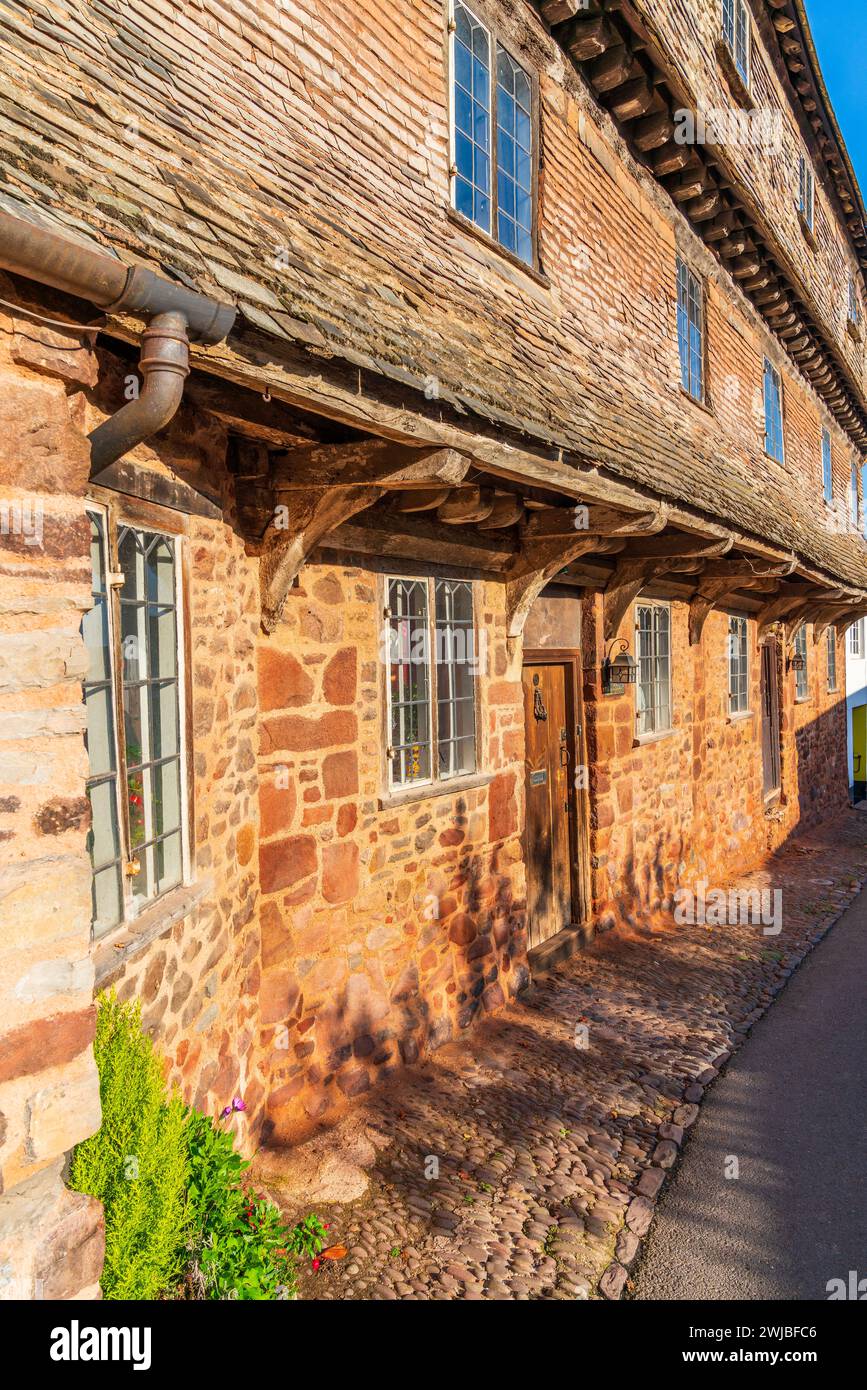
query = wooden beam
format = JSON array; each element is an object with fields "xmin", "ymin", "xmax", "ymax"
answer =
[
  {"xmin": 622, "ymin": 534, "xmax": 732, "ymax": 560},
  {"xmin": 561, "ymin": 15, "xmax": 616, "ymax": 62},
  {"xmin": 270, "ymin": 440, "xmax": 470, "ymax": 490},
  {"xmin": 437, "ymin": 486, "xmax": 495, "ymax": 524},
  {"xmin": 522, "ymin": 502, "xmax": 665, "ymax": 540},
  {"xmin": 687, "ymin": 559, "xmax": 797, "ymax": 644},
  {"xmin": 392, "ymin": 487, "xmax": 451, "ymax": 513},
  {"xmin": 477, "ymin": 493, "xmax": 526, "ymax": 529},
  {"xmin": 602, "ymin": 555, "xmax": 701, "ymax": 640}
]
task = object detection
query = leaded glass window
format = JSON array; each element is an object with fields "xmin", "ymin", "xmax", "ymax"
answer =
[
  {"xmin": 728, "ymin": 615, "xmax": 749, "ymax": 715},
  {"xmin": 83, "ymin": 510, "xmax": 186, "ymax": 936},
  {"xmin": 636, "ymin": 603, "xmax": 672, "ymax": 737},
  {"xmin": 822, "ymin": 428, "xmax": 833, "ymax": 504},
  {"xmin": 827, "ymin": 627, "xmax": 837, "ymax": 692},
  {"xmin": 385, "ymin": 575, "xmax": 478, "ymax": 788},
  {"xmin": 794, "ymin": 624, "xmax": 809, "ymax": 702},
  {"xmin": 450, "ymin": 1, "xmax": 535, "ymax": 265},
  {"xmin": 763, "ymin": 358, "xmax": 785, "ymax": 462},
  {"xmin": 722, "ymin": 0, "xmax": 750, "ymax": 87},
  {"xmin": 676, "ymin": 256, "xmax": 704, "ymax": 401}
]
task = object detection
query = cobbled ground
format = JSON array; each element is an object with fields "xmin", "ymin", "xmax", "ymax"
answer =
[{"xmin": 270, "ymin": 809, "xmax": 867, "ymax": 1301}]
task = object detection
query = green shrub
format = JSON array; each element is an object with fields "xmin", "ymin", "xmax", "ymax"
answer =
[
  {"xmin": 68, "ymin": 991, "xmax": 190, "ymax": 1300},
  {"xmin": 71, "ymin": 992, "xmax": 328, "ymax": 1301}
]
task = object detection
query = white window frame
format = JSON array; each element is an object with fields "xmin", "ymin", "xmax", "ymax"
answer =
[
  {"xmin": 448, "ymin": 0, "xmax": 536, "ymax": 267},
  {"xmin": 827, "ymin": 626, "xmax": 838, "ymax": 692},
  {"xmin": 635, "ymin": 601, "xmax": 672, "ymax": 738},
  {"xmin": 794, "ymin": 623, "xmax": 809, "ymax": 703},
  {"xmin": 798, "ymin": 154, "xmax": 814, "ymax": 232},
  {"xmin": 383, "ymin": 574, "xmax": 480, "ymax": 791},
  {"xmin": 84, "ymin": 503, "xmax": 190, "ymax": 938},
  {"xmin": 676, "ymin": 255, "xmax": 704, "ymax": 402},
  {"xmin": 728, "ymin": 614, "xmax": 750, "ymax": 716},
  {"xmin": 849, "ymin": 619, "xmax": 863, "ymax": 658},
  {"xmin": 763, "ymin": 358, "xmax": 785, "ymax": 463},
  {"xmin": 722, "ymin": 0, "xmax": 751, "ymax": 88},
  {"xmin": 821, "ymin": 428, "xmax": 833, "ymax": 504}
]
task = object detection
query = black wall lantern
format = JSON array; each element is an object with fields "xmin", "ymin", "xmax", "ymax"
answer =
[
  {"xmin": 787, "ymin": 650, "xmax": 807, "ymax": 673},
  {"xmin": 601, "ymin": 637, "xmax": 638, "ymax": 696}
]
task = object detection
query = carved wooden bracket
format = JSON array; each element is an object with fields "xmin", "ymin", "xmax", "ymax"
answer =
[
  {"xmin": 687, "ymin": 558, "xmax": 797, "ymax": 645},
  {"xmin": 260, "ymin": 483, "xmax": 384, "ymax": 632},
  {"xmin": 258, "ymin": 443, "xmax": 471, "ymax": 631},
  {"xmin": 601, "ymin": 551, "xmax": 719, "ymax": 640},
  {"xmin": 756, "ymin": 584, "xmax": 830, "ymax": 641},
  {"xmin": 504, "ymin": 536, "xmax": 623, "ymax": 640}
]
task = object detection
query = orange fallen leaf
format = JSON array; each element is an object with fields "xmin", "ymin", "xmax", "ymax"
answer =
[{"xmin": 320, "ymin": 1244, "xmax": 348, "ymax": 1261}]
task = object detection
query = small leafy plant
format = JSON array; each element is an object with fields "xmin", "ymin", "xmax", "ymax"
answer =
[{"xmin": 70, "ymin": 992, "xmax": 328, "ymax": 1300}]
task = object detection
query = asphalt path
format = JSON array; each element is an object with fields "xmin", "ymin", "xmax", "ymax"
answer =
[{"xmin": 632, "ymin": 887, "xmax": 867, "ymax": 1300}]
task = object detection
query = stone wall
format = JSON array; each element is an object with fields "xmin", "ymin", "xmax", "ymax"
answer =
[
  {"xmin": 581, "ymin": 589, "xmax": 848, "ymax": 932},
  {"xmin": 256, "ymin": 563, "xmax": 527, "ymax": 1144},
  {"xmin": 0, "ymin": 301, "xmax": 103, "ymax": 1297},
  {"xmin": 0, "ymin": 297, "xmax": 269, "ymax": 1294}
]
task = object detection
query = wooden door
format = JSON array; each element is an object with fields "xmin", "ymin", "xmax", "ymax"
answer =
[
  {"xmin": 760, "ymin": 641, "xmax": 781, "ymax": 798},
  {"xmin": 522, "ymin": 662, "xmax": 574, "ymax": 949}
]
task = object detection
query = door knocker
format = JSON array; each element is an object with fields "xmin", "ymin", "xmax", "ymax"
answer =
[{"xmin": 532, "ymin": 674, "xmax": 548, "ymax": 722}]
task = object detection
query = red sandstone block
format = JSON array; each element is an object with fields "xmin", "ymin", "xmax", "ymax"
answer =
[
  {"xmin": 337, "ymin": 802, "xmax": 358, "ymax": 836},
  {"xmin": 258, "ymin": 647, "xmax": 314, "ymax": 712},
  {"xmin": 259, "ymin": 835, "xmax": 317, "ymax": 894},
  {"xmin": 322, "ymin": 647, "xmax": 357, "ymax": 705},
  {"xmin": 322, "ymin": 841, "xmax": 359, "ymax": 904},
  {"xmin": 260, "ymin": 779, "xmax": 297, "ymax": 838},
  {"xmin": 488, "ymin": 771, "xmax": 517, "ymax": 842},
  {"xmin": 261, "ymin": 710, "xmax": 356, "ymax": 754},
  {"xmin": 0, "ymin": 1006, "xmax": 95, "ymax": 1085},
  {"xmin": 322, "ymin": 749, "xmax": 358, "ymax": 798}
]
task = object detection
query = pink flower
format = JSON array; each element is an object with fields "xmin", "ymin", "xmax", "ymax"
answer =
[
  {"xmin": 232, "ymin": 1097, "xmax": 246, "ymax": 1112},
  {"xmin": 311, "ymin": 1258, "xmax": 321, "ymax": 1273}
]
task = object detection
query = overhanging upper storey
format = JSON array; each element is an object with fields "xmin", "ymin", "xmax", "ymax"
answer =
[{"xmin": 537, "ymin": 0, "xmax": 867, "ymax": 452}]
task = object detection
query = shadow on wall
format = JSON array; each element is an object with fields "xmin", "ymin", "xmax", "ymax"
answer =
[{"xmin": 260, "ymin": 826, "xmax": 529, "ymax": 1147}]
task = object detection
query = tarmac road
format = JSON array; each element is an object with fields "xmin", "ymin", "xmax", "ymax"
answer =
[{"xmin": 632, "ymin": 887, "xmax": 867, "ymax": 1301}]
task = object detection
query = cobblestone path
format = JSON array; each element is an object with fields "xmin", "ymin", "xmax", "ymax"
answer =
[{"xmin": 270, "ymin": 810, "xmax": 867, "ymax": 1301}]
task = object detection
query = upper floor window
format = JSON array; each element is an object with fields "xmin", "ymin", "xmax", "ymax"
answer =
[
  {"xmin": 827, "ymin": 627, "xmax": 838, "ymax": 692},
  {"xmin": 728, "ymin": 615, "xmax": 749, "ymax": 715},
  {"xmin": 794, "ymin": 624, "xmax": 809, "ymax": 702},
  {"xmin": 722, "ymin": 0, "xmax": 750, "ymax": 88},
  {"xmin": 850, "ymin": 619, "xmax": 863, "ymax": 658},
  {"xmin": 763, "ymin": 359, "xmax": 784, "ymax": 462},
  {"xmin": 385, "ymin": 575, "xmax": 478, "ymax": 788},
  {"xmin": 862, "ymin": 463, "xmax": 867, "ymax": 540},
  {"xmin": 676, "ymin": 256, "xmax": 704, "ymax": 402},
  {"xmin": 798, "ymin": 155, "xmax": 814, "ymax": 232},
  {"xmin": 852, "ymin": 462, "xmax": 860, "ymax": 527},
  {"xmin": 849, "ymin": 276, "xmax": 861, "ymax": 331},
  {"xmin": 636, "ymin": 602, "xmax": 671, "ymax": 737},
  {"xmin": 83, "ymin": 508, "xmax": 187, "ymax": 937},
  {"xmin": 822, "ymin": 428, "xmax": 833, "ymax": 504},
  {"xmin": 449, "ymin": 0, "xmax": 535, "ymax": 266}
]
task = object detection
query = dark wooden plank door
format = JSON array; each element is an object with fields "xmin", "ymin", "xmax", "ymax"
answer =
[
  {"xmin": 761, "ymin": 641, "xmax": 781, "ymax": 797},
  {"xmin": 522, "ymin": 662, "xmax": 573, "ymax": 949}
]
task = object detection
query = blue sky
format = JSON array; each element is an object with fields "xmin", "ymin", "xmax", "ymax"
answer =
[{"xmin": 803, "ymin": 0, "xmax": 867, "ymax": 197}]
